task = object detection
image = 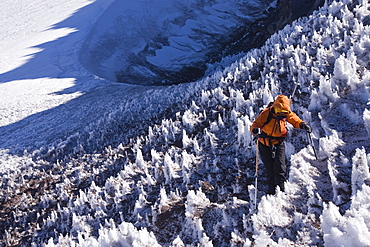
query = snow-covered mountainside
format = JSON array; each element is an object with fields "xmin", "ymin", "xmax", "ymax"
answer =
[
  {"xmin": 1, "ymin": 0, "xmax": 370, "ymax": 246},
  {"xmin": 79, "ymin": 0, "xmax": 323, "ymax": 86},
  {"xmin": 79, "ymin": 0, "xmax": 274, "ymax": 85}
]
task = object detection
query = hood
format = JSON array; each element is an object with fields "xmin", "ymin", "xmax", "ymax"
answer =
[{"xmin": 272, "ymin": 95, "xmax": 291, "ymax": 112}]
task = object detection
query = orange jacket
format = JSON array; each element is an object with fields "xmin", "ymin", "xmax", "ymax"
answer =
[{"xmin": 250, "ymin": 95, "xmax": 305, "ymax": 146}]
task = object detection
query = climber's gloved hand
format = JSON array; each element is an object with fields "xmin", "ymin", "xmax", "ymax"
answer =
[
  {"xmin": 252, "ymin": 128, "xmax": 261, "ymax": 135},
  {"xmin": 300, "ymin": 122, "xmax": 312, "ymax": 133}
]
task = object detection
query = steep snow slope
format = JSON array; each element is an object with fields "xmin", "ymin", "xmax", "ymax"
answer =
[
  {"xmin": 79, "ymin": 0, "xmax": 274, "ymax": 85},
  {"xmin": 1, "ymin": 0, "xmax": 370, "ymax": 246},
  {"xmin": 79, "ymin": 0, "xmax": 324, "ymax": 86}
]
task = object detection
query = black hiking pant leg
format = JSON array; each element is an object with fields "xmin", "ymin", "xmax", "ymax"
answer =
[
  {"xmin": 259, "ymin": 142, "xmax": 275, "ymax": 194},
  {"xmin": 274, "ymin": 142, "xmax": 286, "ymax": 192},
  {"xmin": 259, "ymin": 141, "xmax": 286, "ymax": 195}
]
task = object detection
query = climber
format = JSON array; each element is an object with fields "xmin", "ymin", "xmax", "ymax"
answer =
[{"xmin": 250, "ymin": 95, "xmax": 311, "ymax": 195}]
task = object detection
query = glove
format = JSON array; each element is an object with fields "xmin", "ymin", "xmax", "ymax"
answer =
[
  {"xmin": 252, "ymin": 128, "xmax": 261, "ymax": 135},
  {"xmin": 300, "ymin": 122, "xmax": 312, "ymax": 133}
]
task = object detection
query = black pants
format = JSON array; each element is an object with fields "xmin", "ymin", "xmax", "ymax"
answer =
[{"xmin": 259, "ymin": 141, "xmax": 286, "ymax": 195}]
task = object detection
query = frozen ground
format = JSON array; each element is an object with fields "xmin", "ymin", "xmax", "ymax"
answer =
[{"xmin": 1, "ymin": 0, "xmax": 370, "ymax": 246}]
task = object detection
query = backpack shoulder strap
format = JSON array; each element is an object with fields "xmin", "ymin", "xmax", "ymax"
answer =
[
  {"xmin": 262, "ymin": 109, "xmax": 273, "ymax": 128},
  {"xmin": 261, "ymin": 102, "xmax": 274, "ymax": 128}
]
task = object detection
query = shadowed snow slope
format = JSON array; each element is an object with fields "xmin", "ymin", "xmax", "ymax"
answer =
[
  {"xmin": 1, "ymin": 0, "xmax": 370, "ymax": 246},
  {"xmin": 79, "ymin": 0, "xmax": 272, "ymax": 85},
  {"xmin": 79, "ymin": 0, "xmax": 323, "ymax": 86}
]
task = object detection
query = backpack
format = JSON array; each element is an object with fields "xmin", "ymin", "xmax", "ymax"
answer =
[
  {"xmin": 260, "ymin": 102, "xmax": 274, "ymax": 128},
  {"xmin": 259, "ymin": 102, "xmax": 288, "ymax": 140}
]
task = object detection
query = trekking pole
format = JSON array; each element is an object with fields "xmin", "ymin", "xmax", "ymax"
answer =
[
  {"xmin": 290, "ymin": 83, "xmax": 299, "ymax": 101},
  {"xmin": 307, "ymin": 131, "xmax": 319, "ymax": 161},
  {"xmin": 254, "ymin": 138, "xmax": 259, "ymax": 210},
  {"xmin": 289, "ymin": 81, "xmax": 299, "ymax": 105}
]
